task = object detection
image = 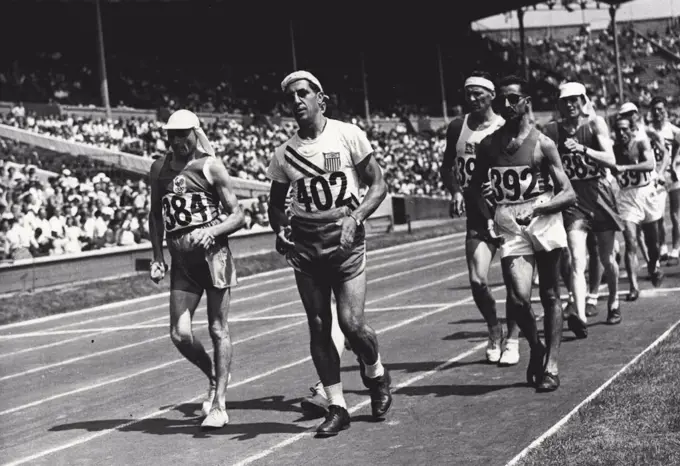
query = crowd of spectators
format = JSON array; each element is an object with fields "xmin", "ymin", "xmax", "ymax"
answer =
[{"xmin": 502, "ymin": 20, "xmax": 680, "ymax": 108}]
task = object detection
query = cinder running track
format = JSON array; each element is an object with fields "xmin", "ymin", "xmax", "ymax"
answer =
[{"xmin": 1, "ymin": 232, "xmax": 678, "ymax": 466}]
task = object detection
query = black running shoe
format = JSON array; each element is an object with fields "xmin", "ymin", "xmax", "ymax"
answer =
[
  {"xmin": 626, "ymin": 289, "xmax": 640, "ymax": 301},
  {"xmin": 363, "ymin": 370, "xmax": 393, "ymax": 419},
  {"xmin": 316, "ymin": 405, "xmax": 350, "ymax": 437},
  {"xmin": 606, "ymin": 306, "xmax": 622, "ymax": 325},
  {"xmin": 585, "ymin": 303, "xmax": 599, "ymax": 318},
  {"xmin": 537, "ymin": 372, "xmax": 560, "ymax": 392},
  {"xmin": 651, "ymin": 269, "xmax": 665, "ymax": 288},
  {"xmin": 567, "ymin": 314, "xmax": 588, "ymax": 339}
]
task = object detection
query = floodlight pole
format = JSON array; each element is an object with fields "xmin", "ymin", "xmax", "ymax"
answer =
[
  {"xmin": 436, "ymin": 43, "xmax": 448, "ymax": 122},
  {"xmin": 517, "ymin": 8, "xmax": 529, "ymax": 81},
  {"xmin": 95, "ymin": 0, "xmax": 112, "ymax": 120},
  {"xmin": 289, "ymin": 19, "xmax": 298, "ymax": 70},
  {"xmin": 609, "ymin": 4, "xmax": 624, "ymax": 103},
  {"xmin": 360, "ymin": 51, "xmax": 371, "ymax": 124}
]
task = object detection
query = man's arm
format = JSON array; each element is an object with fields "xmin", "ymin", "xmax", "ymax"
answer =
[
  {"xmin": 148, "ymin": 158, "xmax": 166, "ymax": 264},
  {"xmin": 267, "ymin": 181, "xmax": 291, "ymax": 235},
  {"xmin": 467, "ymin": 136, "xmax": 494, "ymax": 220},
  {"xmin": 351, "ymin": 154, "xmax": 387, "ymax": 224},
  {"xmin": 205, "ymin": 158, "xmax": 246, "ymax": 237},
  {"xmin": 533, "ymin": 135, "xmax": 576, "ymax": 217},
  {"xmin": 439, "ymin": 118, "xmax": 465, "ymax": 196},
  {"xmin": 617, "ymin": 138, "xmax": 655, "ymax": 172},
  {"xmin": 582, "ymin": 116, "xmax": 616, "ymax": 169}
]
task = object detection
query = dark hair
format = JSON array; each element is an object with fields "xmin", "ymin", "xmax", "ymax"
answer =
[
  {"xmin": 650, "ymin": 96, "xmax": 667, "ymax": 108},
  {"xmin": 499, "ymin": 75, "xmax": 529, "ymax": 94},
  {"xmin": 616, "ymin": 114, "xmax": 634, "ymax": 126},
  {"xmin": 468, "ymin": 70, "xmax": 494, "ymax": 83}
]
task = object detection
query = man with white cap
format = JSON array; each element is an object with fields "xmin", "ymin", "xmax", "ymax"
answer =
[
  {"xmin": 148, "ymin": 109, "xmax": 245, "ymax": 428},
  {"xmin": 439, "ymin": 71, "xmax": 522, "ymax": 366},
  {"xmin": 640, "ymin": 97, "xmax": 679, "ymax": 266},
  {"xmin": 612, "ymin": 114, "xmax": 665, "ymax": 297},
  {"xmin": 470, "ymin": 74, "xmax": 576, "ymax": 392},
  {"xmin": 542, "ymin": 82, "xmax": 622, "ymax": 329},
  {"xmin": 267, "ymin": 70, "xmax": 392, "ymax": 436},
  {"xmin": 618, "ymin": 101, "xmax": 674, "ymax": 277}
]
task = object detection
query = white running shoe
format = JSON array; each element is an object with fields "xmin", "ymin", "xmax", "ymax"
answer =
[
  {"xmin": 202, "ymin": 373, "xmax": 232, "ymax": 416},
  {"xmin": 486, "ymin": 336, "xmax": 502, "ymax": 363},
  {"xmin": 300, "ymin": 381, "xmax": 329, "ymax": 417},
  {"xmin": 498, "ymin": 339, "xmax": 520, "ymax": 366},
  {"xmin": 201, "ymin": 407, "xmax": 229, "ymax": 428}
]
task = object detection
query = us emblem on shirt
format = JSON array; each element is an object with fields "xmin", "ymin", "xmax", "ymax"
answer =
[{"xmin": 323, "ymin": 152, "xmax": 341, "ymax": 172}]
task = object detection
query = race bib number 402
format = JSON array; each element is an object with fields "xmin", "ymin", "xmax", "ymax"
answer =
[
  {"xmin": 488, "ymin": 166, "xmax": 546, "ymax": 204},
  {"xmin": 162, "ymin": 192, "xmax": 218, "ymax": 232},
  {"xmin": 560, "ymin": 152, "xmax": 604, "ymax": 181},
  {"xmin": 295, "ymin": 171, "xmax": 360, "ymax": 213}
]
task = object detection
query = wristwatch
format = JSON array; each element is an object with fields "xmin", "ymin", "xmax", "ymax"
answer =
[{"xmin": 349, "ymin": 213, "xmax": 363, "ymax": 227}]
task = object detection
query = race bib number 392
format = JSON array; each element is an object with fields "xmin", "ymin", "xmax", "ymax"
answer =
[
  {"xmin": 295, "ymin": 171, "xmax": 360, "ymax": 213},
  {"xmin": 560, "ymin": 152, "xmax": 604, "ymax": 181},
  {"xmin": 488, "ymin": 166, "xmax": 546, "ymax": 204},
  {"xmin": 162, "ymin": 192, "xmax": 217, "ymax": 232}
]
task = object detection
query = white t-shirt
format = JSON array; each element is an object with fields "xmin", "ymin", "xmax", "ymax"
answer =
[{"xmin": 266, "ymin": 119, "xmax": 374, "ymax": 220}]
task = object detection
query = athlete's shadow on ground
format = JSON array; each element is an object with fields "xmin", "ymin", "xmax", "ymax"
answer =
[{"xmin": 49, "ymin": 416, "xmax": 308, "ymax": 440}]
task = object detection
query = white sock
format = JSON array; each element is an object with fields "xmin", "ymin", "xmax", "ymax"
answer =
[
  {"xmin": 363, "ymin": 354, "xmax": 385, "ymax": 379},
  {"xmin": 323, "ymin": 383, "xmax": 346, "ymax": 408},
  {"xmin": 586, "ymin": 294, "xmax": 598, "ymax": 306},
  {"xmin": 568, "ymin": 292, "xmax": 575, "ymax": 303}
]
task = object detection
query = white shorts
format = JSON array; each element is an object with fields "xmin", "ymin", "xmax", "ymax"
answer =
[
  {"xmin": 494, "ymin": 192, "xmax": 568, "ymax": 258},
  {"xmin": 616, "ymin": 182, "xmax": 666, "ymax": 225}
]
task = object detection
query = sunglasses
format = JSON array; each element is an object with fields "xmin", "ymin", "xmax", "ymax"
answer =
[{"xmin": 500, "ymin": 94, "xmax": 526, "ymax": 105}]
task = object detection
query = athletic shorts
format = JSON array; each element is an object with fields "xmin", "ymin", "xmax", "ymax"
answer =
[
  {"xmin": 494, "ymin": 192, "xmax": 568, "ymax": 258},
  {"xmin": 167, "ymin": 218, "xmax": 237, "ymax": 294},
  {"xmin": 563, "ymin": 178, "xmax": 622, "ymax": 232},
  {"xmin": 287, "ymin": 215, "xmax": 366, "ymax": 283},
  {"xmin": 464, "ymin": 190, "xmax": 493, "ymax": 242},
  {"xmin": 665, "ymin": 169, "xmax": 680, "ymax": 192},
  {"xmin": 617, "ymin": 182, "xmax": 666, "ymax": 225}
]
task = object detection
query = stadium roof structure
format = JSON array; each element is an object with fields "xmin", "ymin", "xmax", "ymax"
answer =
[{"xmin": 9, "ymin": 0, "xmax": 633, "ymax": 23}]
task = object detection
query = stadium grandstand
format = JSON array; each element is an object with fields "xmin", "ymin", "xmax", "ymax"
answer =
[{"xmin": 5, "ymin": 0, "xmax": 676, "ymax": 263}]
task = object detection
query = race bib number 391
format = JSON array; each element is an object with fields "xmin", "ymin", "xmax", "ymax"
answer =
[
  {"xmin": 294, "ymin": 171, "xmax": 360, "ymax": 213},
  {"xmin": 488, "ymin": 166, "xmax": 546, "ymax": 204},
  {"xmin": 617, "ymin": 170, "xmax": 651, "ymax": 189},
  {"xmin": 560, "ymin": 152, "xmax": 604, "ymax": 181},
  {"xmin": 162, "ymin": 192, "xmax": 218, "ymax": 232}
]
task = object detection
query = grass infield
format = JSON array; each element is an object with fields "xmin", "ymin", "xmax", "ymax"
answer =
[
  {"xmin": 517, "ymin": 323, "xmax": 680, "ymax": 466},
  {"xmin": 0, "ymin": 222, "xmax": 462, "ymax": 326}
]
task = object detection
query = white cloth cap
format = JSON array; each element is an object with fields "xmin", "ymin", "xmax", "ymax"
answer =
[
  {"xmin": 559, "ymin": 82, "xmax": 595, "ymax": 117},
  {"xmin": 162, "ymin": 109, "xmax": 215, "ymax": 156},
  {"xmin": 280, "ymin": 70, "xmax": 324, "ymax": 93},
  {"xmin": 619, "ymin": 102, "xmax": 639, "ymax": 114}
]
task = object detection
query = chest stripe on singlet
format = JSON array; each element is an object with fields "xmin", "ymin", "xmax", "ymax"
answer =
[{"xmin": 285, "ymin": 146, "xmax": 326, "ymax": 176}]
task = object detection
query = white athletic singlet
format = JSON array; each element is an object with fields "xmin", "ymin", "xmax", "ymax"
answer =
[
  {"xmin": 266, "ymin": 119, "xmax": 373, "ymax": 219},
  {"xmin": 455, "ymin": 114, "xmax": 505, "ymax": 191}
]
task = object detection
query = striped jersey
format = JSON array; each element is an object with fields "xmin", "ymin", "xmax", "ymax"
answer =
[{"xmin": 266, "ymin": 119, "xmax": 374, "ymax": 219}]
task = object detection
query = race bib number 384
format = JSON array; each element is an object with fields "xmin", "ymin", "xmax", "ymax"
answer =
[
  {"xmin": 162, "ymin": 192, "xmax": 218, "ymax": 232},
  {"xmin": 488, "ymin": 166, "xmax": 546, "ymax": 204}
]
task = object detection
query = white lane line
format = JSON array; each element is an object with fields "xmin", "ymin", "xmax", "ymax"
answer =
[
  {"xmin": 504, "ymin": 317, "xmax": 680, "ymax": 466},
  {"xmin": 0, "ymin": 233, "xmax": 462, "ymax": 331},
  {"xmin": 3, "ymin": 304, "xmax": 455, "ymax": 335},
  {"xmin": 233, "ymin": 341, "xmax": 491, "ymax": 466},
  {"xmin": 0, "ymin": 320, "xmax": 307, "ymax": 416},
  {"xmin": 0, "ymin": 264, "xmax": 470, "ymax": 397},
  {"xmin": 2, "ymin": 282, "xmax": 495, "ymax": 466},
  {"xmin": 2, "ymin": 243, "xmax": 465, "ymax": 338}
]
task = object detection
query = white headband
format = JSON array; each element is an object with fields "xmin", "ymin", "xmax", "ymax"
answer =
[{"xmin": 464, "ymin": 77, "xmax": 495, "ymax": 92}]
